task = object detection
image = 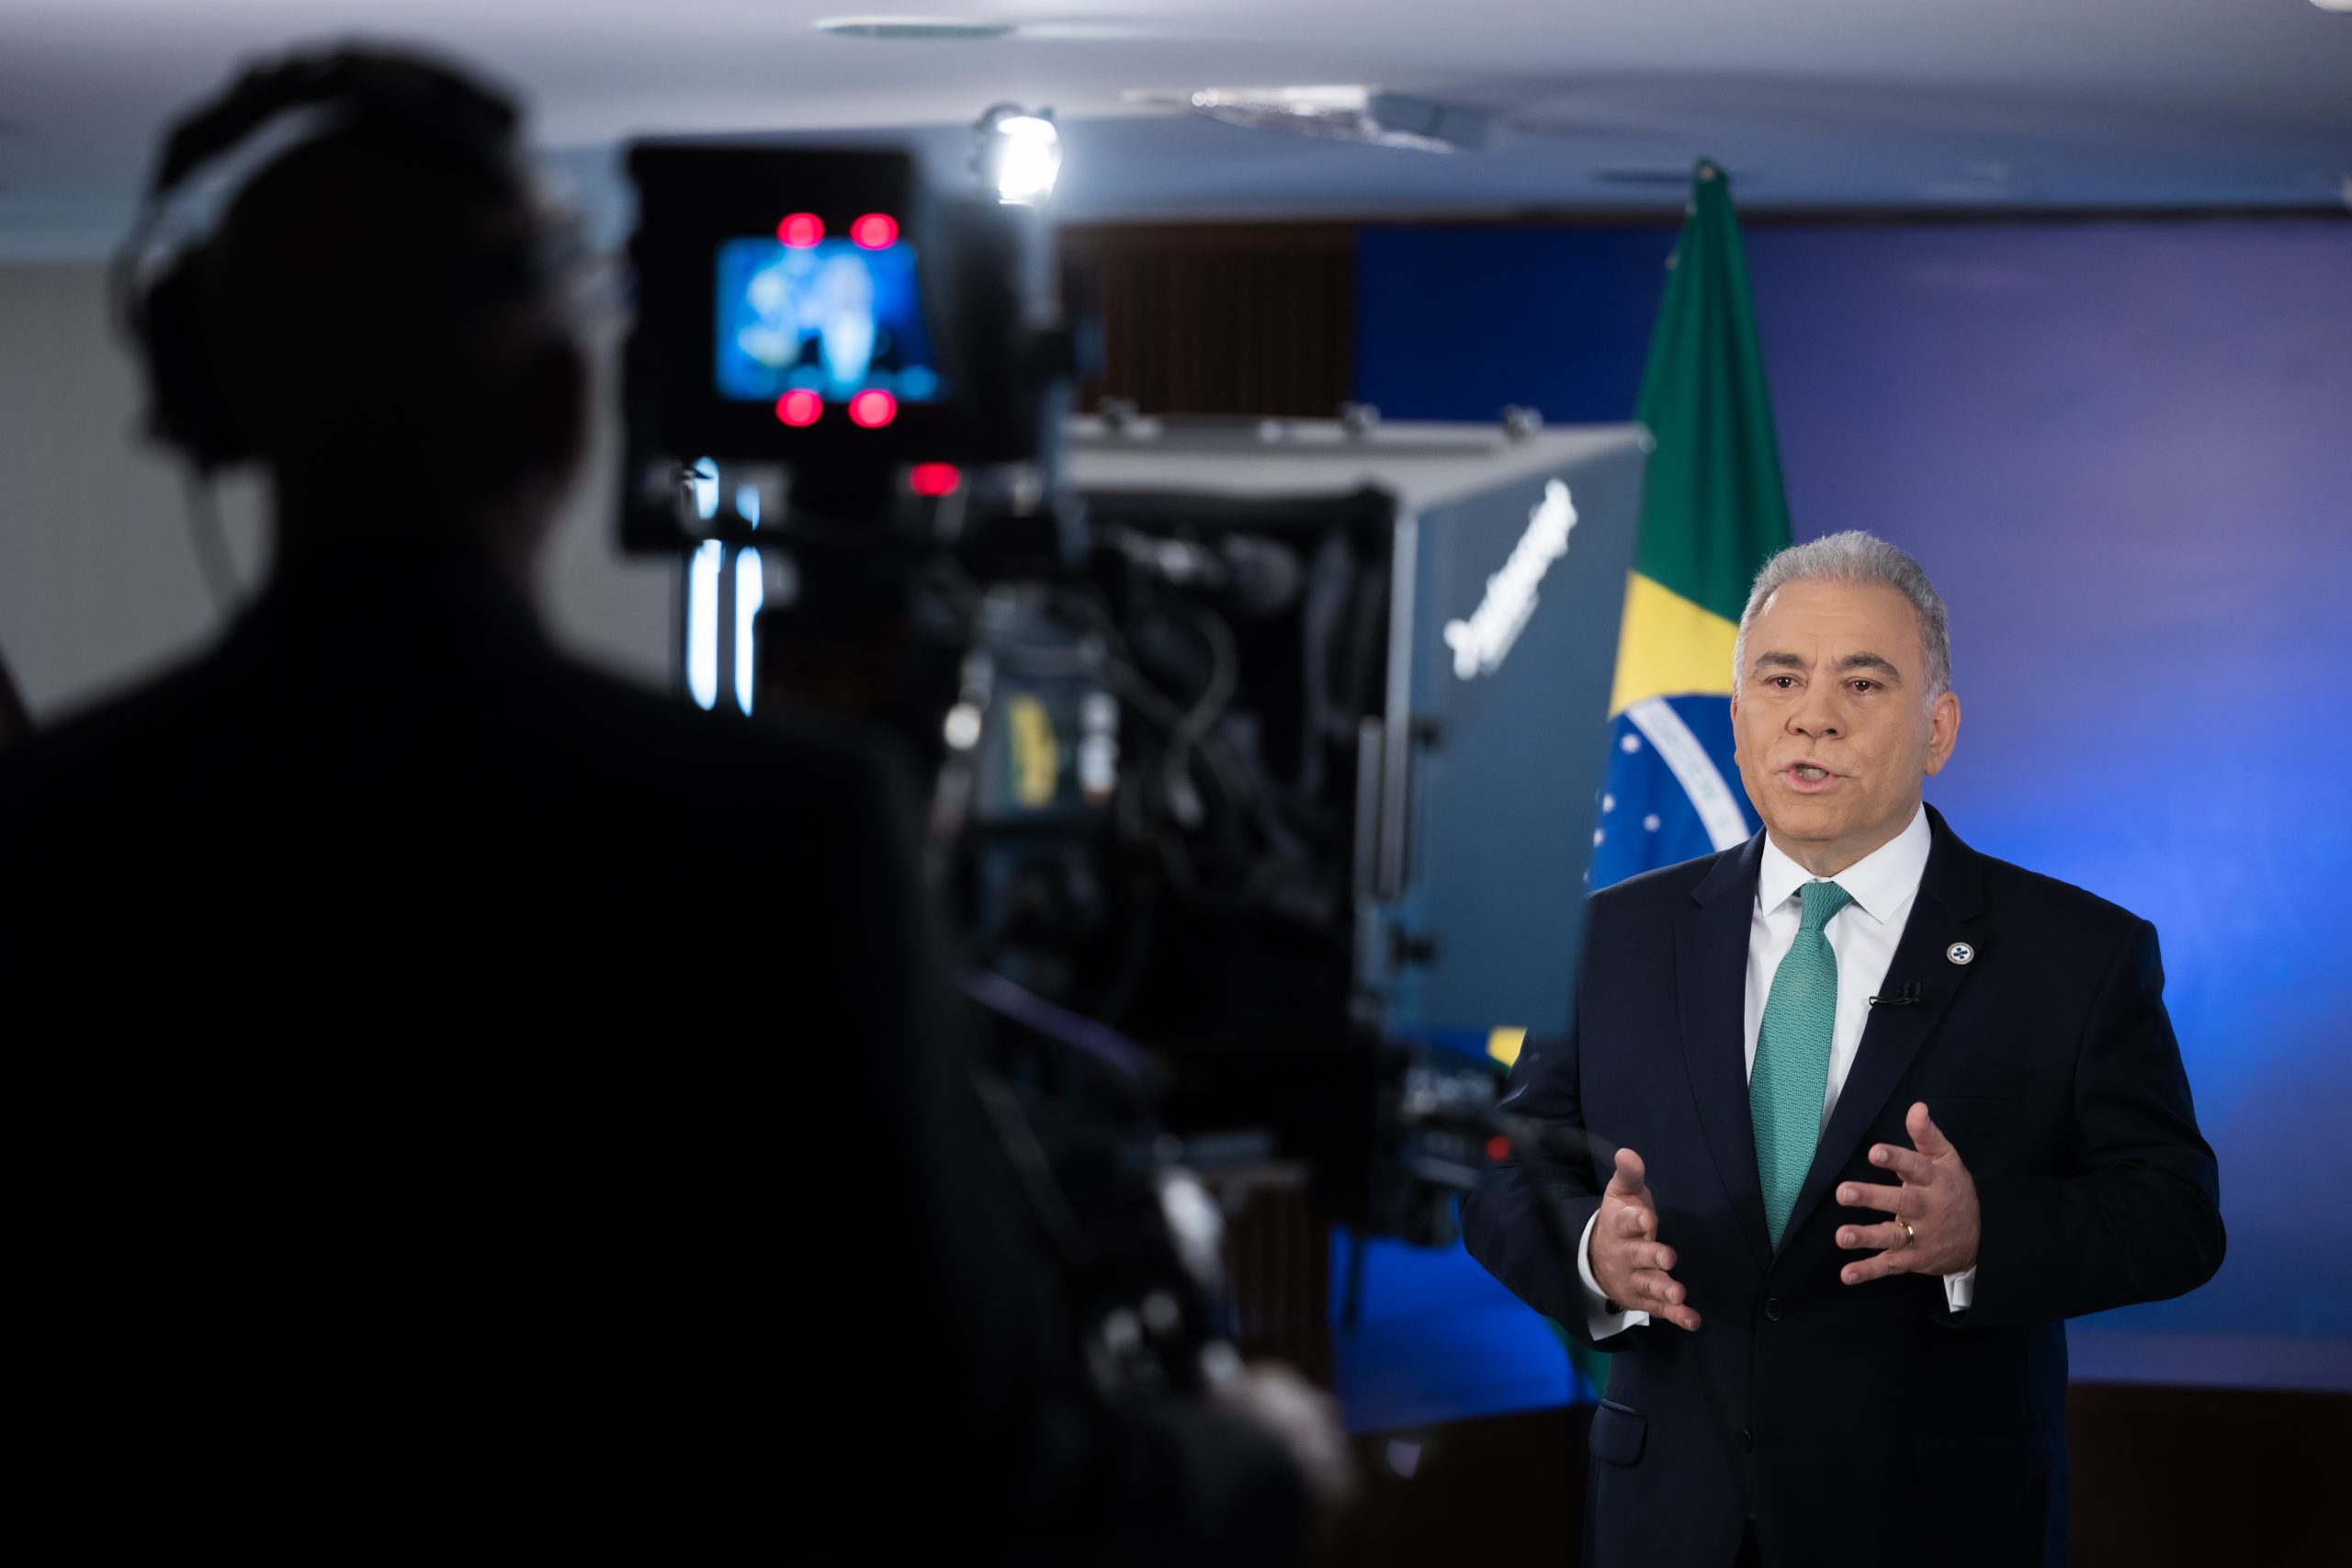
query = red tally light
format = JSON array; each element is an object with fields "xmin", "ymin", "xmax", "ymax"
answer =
[
  {"xmin": 851, "ymin": 212, "xmax": 899, "ymax": 250},
  {"xmin": 777, "ymin": 212, "xmax": 824, "ymax": 248},
  {"xmin": 1486, "ymin": 1134, "xmax": 1512, "ymax": 1164},
  {"xmin": 775, "ymin": 389, "xmax": 822, "ymax": 427},
  {"xmin": 909, "ymin": 462, "xmax": 960, "ymax": 497},
  {"xmin": 848, "ymin": 389, "xmax": 898, "ymax": 428}
]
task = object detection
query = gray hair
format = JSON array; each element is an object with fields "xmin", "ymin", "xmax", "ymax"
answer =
[{"xmin": 1734, "ymin": 531, "xmax": 1952, "ymax": 700}]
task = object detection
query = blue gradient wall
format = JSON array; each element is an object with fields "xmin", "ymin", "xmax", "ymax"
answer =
[{"xmin": 1356, "ymin": 218, "xmax": 2352, "ymax": 1394}]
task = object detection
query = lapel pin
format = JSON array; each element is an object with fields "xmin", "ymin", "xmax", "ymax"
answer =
[{"xmin": 1945, "ymin": 941, "xmax": 1975, "ymax": 965}]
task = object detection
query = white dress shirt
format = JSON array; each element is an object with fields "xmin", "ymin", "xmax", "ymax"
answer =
[{"xmin": 1577, "ymin": 804, "xmax": 1977, "ymax": 1336}]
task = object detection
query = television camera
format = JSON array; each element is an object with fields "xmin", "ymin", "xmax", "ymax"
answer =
[{"xmin": 616, "ymin": 140, "xmax": 1645, "ymax": 1393}]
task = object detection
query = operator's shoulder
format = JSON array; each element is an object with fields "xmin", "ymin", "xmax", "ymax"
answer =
[
  {"xmin": 6, "ymin": 640, "xmax": 232, "ymax": 763},
  {"xmin": 0, "ymin": 640, "xmax": 243, "ymax": 821},
  {"xmin": 1970, "ymin": 846, "xmax": 2152, "ymax": 942}
]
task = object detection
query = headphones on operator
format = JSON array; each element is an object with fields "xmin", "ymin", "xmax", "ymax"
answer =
[{"xmin": 114, "ymin": 48, "xmax": 536, "ymax": 474}]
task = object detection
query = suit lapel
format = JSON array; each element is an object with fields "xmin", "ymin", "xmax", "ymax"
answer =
[
  {"xmin": 1678, "ymin": 835, "xmax": 1773, "ymax": 1275},
  {"xmin": 1780, "ymin": 805, "xmax": 1990, "ymax": 1251}
]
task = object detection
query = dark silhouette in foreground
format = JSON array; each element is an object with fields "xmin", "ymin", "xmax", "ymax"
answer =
[{"xmin": 1, "ymin": 48, "xmax": 1312, "ymax": 1564}]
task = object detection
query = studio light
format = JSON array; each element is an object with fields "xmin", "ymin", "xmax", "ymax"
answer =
[{"xmin": 974, "ymin": 104, "xmax": 1061, "ymax": 205}]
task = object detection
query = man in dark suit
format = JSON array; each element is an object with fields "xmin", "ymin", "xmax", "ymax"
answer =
[
  {"xmin": 0, "ymin": 49, "xmax": 1337, "ymax": 1564},
  {"xmin": 1463, "ymin": 531, "xmax": 2222, "ymax": 1567}
]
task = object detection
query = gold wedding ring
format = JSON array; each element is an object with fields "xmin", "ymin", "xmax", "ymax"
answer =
[{"xmin": 1901, "ymin": 1219, "xmax": 1917, "ymax": 1247}]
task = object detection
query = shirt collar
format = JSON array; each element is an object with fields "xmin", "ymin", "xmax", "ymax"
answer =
[{"xmin": 1756, "ymin": 803, "xmax": 1931, "ymax": 926}]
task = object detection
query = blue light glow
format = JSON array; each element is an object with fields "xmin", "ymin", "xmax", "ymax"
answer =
[
  {"xmin": 734, "ymin": 547, "xmax": 763, "ymax": 716},
  {"xmin": 686, "ymin": 541, "xmax": 721, "ymax": 711}
]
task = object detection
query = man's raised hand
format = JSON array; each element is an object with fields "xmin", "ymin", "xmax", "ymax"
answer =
[
  {"xmin": 1589, "ymin": 1148, "xmax": 1701, "ymax": 1331},
  {"xmin": 1835, "ymin": 1102, "xmax": 1983, "ymax": 1284}
]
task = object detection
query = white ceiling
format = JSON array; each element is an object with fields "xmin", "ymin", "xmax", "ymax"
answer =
[{"xmin": 5, "ymin": 0, "xmax": 2351, "ymax": 256}]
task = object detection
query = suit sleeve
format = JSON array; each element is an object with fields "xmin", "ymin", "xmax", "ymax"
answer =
[
  {"xmin": 1959, "ymin": 919, "xmax": 2225, "ymax": 1329},
  {"xmin": 1459, "ymin": 992, "xmax": 1634, "ymax": 1349}
]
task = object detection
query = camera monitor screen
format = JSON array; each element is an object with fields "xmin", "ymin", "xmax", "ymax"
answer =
[{"xmin": 713, "ymin": 233, "xmax": 943, "ymax": 409}]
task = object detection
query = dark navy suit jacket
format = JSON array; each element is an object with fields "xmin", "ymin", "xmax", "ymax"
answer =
[{"xmin": 1462, "ymin": 805, "xmax": 2222, "ymax": 1568}]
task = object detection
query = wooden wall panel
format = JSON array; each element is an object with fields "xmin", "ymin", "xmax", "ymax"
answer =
[{"xmin": 1057, "ymin": 223, "xmax": 1356, "ymax": 419}]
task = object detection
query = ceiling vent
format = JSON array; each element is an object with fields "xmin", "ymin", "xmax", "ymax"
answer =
[
  {"xmin": 1127, "ymin": 86, "xmax": 1491, "ymax": 153},
  {"xmin": 815, "ymin": 16, "xmax": 1013, "ymax": 39}
]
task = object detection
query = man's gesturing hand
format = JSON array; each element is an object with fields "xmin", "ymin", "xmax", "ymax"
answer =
[
  {"xmin": 1836, "ymin": 1102, "xmax": 1982, "ymax": 1284},
  {"xmin": 1589, "ymin": 1148, "xmax": 1701, "ymax": 1331}
]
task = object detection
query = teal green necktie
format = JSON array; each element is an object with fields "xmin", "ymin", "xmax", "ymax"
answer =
[{"xmin": 1751, "ymin": 878, "xmax": 1854, "ymax": 1249}]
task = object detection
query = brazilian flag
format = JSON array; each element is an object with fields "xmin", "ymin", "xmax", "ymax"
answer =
[
  {"xmin": 1589, "ymin": 159, "xmax": 1792, "ymax": 891},
  {"xmin": 1541, "ymin": 160, "xmax": 1792, "ymax": 1398}
]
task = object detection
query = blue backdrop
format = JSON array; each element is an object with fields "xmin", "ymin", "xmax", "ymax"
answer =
[{"xmin": 1343, "ymin": 218, "xmax": 2352, "ymax": 1418}]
